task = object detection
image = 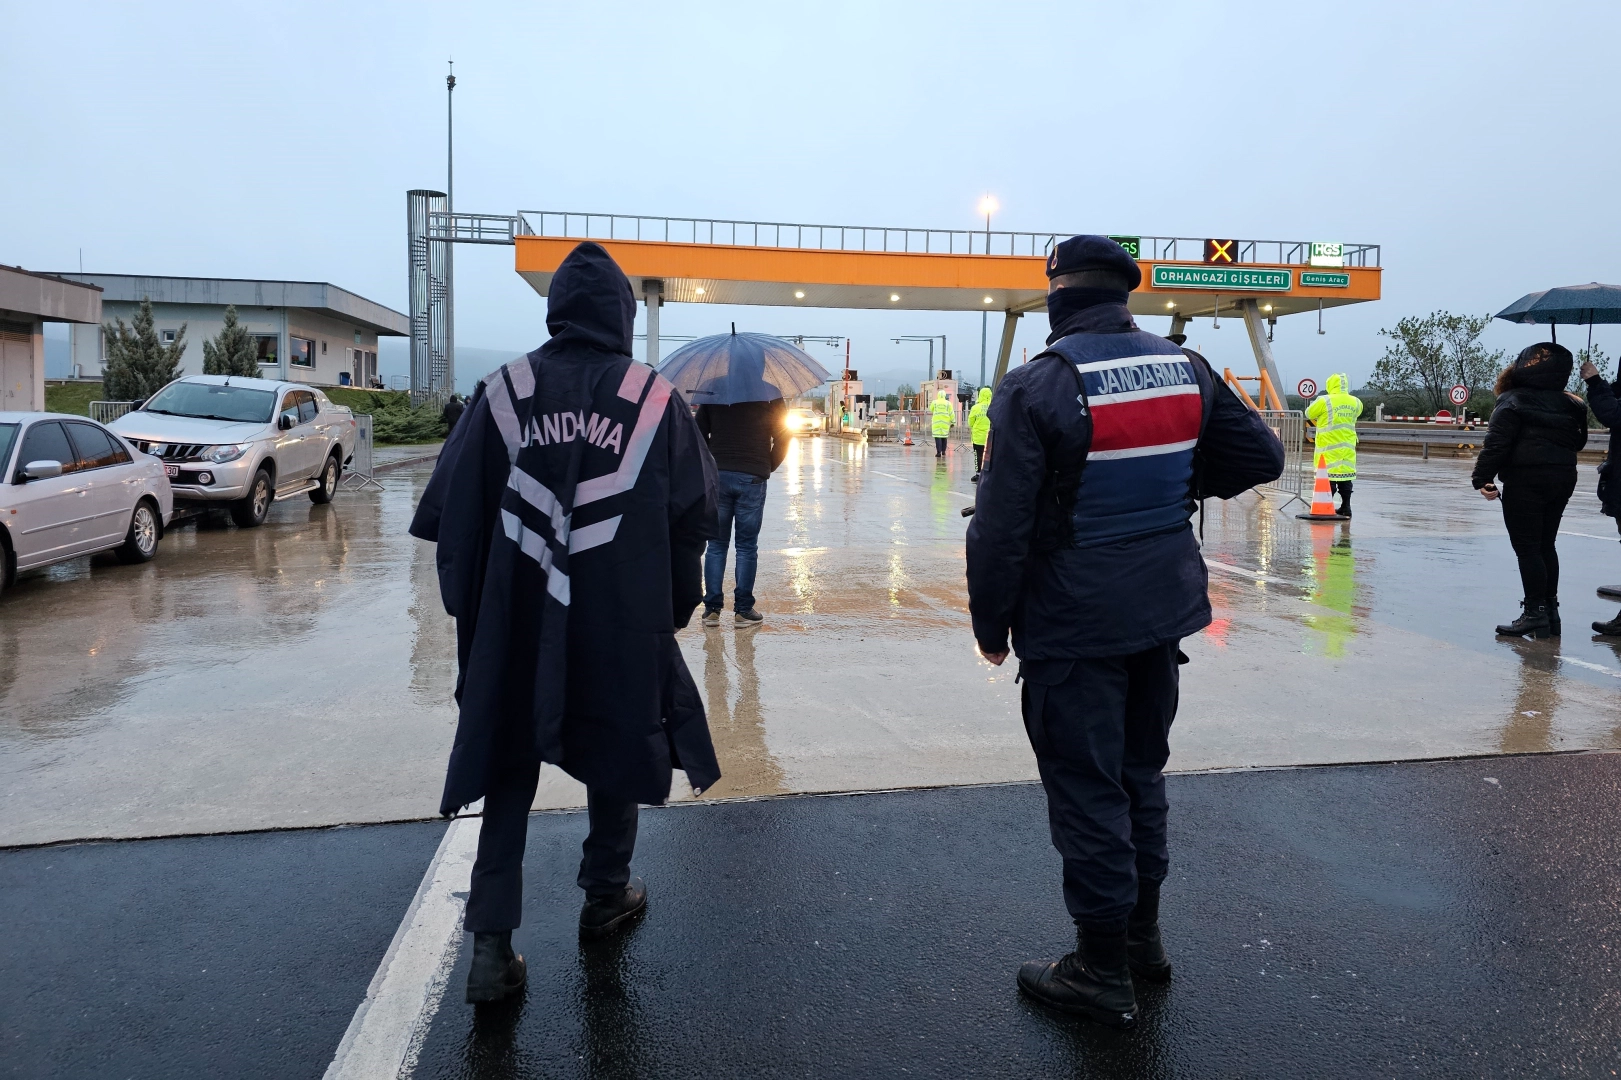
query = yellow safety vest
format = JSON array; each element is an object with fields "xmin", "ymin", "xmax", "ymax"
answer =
[{"xmin": 1306, "ymin": 375, "xmax": 1362, "ymax": 479}]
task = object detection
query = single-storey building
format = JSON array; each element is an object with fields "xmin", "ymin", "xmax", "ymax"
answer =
[
  {"xmin": 0, "ymin": 266, "xmax": 103, "ymax": 411},
  {"xmin": 56, "ymin": 275, "xmax": 409, "ymax": 389}
]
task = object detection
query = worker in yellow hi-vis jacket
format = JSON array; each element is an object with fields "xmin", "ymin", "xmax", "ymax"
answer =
[{"xmin": 1305, "ymin": 373, "xmax": 1362, "ymax": 517}]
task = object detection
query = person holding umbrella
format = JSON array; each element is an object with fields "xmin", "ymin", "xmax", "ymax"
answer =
[
  {"xmin": 1471, "ymin": 343, "xmax": 1587, "ymax": 638},
  {"xmin": 657, "ymin": 329, "xmax": 831, "ymax": 627},
  {"xmin": 1580, "ymin": 358, "xmax": 1621, "ymax": 634},
  {"xmin": 1495, "ymin": 282, "xmax": 1621, "ymax": 634}
]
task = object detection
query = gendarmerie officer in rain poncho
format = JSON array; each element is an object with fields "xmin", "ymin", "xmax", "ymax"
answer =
[
  {"xmin": 411, "ymin": 242, "xmax": 721, "ymax": 1005},
  {"xmin": 966, "ymin": 236, "xmax": 1283, "ymax": 1028}
]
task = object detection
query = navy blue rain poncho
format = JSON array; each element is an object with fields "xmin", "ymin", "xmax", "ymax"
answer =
[{"xmin": 409, "ymin": 242, "xmax": 721, "ymax": 813}]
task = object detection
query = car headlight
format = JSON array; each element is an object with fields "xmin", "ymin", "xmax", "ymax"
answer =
[{"xmin": 204, "ymin": 443, "xmax": 251, "ymax": 464}]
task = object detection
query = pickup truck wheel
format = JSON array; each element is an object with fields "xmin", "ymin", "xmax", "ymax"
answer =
[
  {"xmin": 115, "ymin": 498, "xmax": 163, "ymax": 564},
  {"xmin": 230, "ymin": 468, "xmax": 274, "ymax": 528},
  {"xmin": 309, "ymin": 451, "xmax": 341, "ymax": 504}
]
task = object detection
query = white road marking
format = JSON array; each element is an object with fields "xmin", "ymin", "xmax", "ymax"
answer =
[
  {"xmin": 1203, "ymin": 559, "xmax": 1302, "ymax": 588},
  {"xmin": 1558, "ymin": 655, "xmax": 1621, "ymax": 679},
  {"xmin": 1559, "ymin": 529, "xmax": 1618, "ymax": 541},
  {"xmin": 323, "ymin": 815, "xmax": 481, "ymax": 1080}
]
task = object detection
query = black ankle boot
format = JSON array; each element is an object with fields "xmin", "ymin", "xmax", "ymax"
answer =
[
  {"xmin": 465, "ymin": 930, "xmax": 526, "ymax": 1004},
  {"xmin": 1594, "ymin": 609, "xmax": 1621, "ymax": 636},
  {"xmin": 1017, "ymin": 925, "xmax": 1137, "ymax": 1028},
  {"xmin": 579, "ymin": 877, "xmax": 647, "ymax": 940},
  {"xmin": 1547, "ymin": 597, "xmax": 1561, "ymax": 636},
  {"xmin": 1496, "ymin": 601, "xmax": 1551, "ymax": 639},
  {"xmin": 1126, "ymin": 882, "xmax": 1172, "ymax": 983}
]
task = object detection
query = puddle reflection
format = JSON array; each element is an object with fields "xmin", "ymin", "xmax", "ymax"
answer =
[
  {"xmin": 1303, "ymin": 524, "xmax": 1359, "ymax": 658},
  {"xmin": 1497, "ymin": 639, "xmax": 1561, "ymax": 753},
  {"xmin": 701, "ymin": 629, "xmax": 786, "ymax": 798}
]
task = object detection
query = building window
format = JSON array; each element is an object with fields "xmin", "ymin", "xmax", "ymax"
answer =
[
  {"xmin": 255, "ymin": 335, "xmax": 278, "ymax": 366},
  {"xmin": 290, "ymin": 336, "xmax": 315, "ymax": 368},
  {"xmin": 160, "ymin": 329, "xmax": 178, "ymax": 344}
]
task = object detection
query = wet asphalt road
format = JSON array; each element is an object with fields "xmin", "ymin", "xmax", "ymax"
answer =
[
  {"xmin": 3, "ymin": 440, "xmax": 1621, "ymax": 845},
  {"xmin": 6, "ymin": 751, "xmax": 1619, "ymax": 1079}
]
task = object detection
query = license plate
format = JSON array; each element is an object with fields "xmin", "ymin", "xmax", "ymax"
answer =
[{"xmin": 164, "ymin": 465, "xmax": 179, "ymax": 478}]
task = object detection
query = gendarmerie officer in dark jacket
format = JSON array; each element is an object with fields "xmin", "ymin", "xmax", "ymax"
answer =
[
  {"xmin": 966, "ymin": 236, "xmax": 1283, "ymax": 1028},
  {"xmin": 410, "ymin": 242, "xmax": 721, "ymax": 1004},
  {"xmin": 1581, "ymin": 357, "xmax": 1621, "ymax": 634},
  {"xmin": 1471, "ymin": 343, "xmax": 1587, "ymax": 639}
]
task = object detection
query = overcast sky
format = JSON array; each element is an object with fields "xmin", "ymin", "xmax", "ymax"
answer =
[{"xmin": 6, "ymin": 0, "xmax": 1617, "ymax": 394}]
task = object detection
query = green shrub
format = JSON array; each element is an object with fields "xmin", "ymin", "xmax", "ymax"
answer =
[{"xmin": 327, "ymin": 389, "xmax": 447, "ymax": 444}]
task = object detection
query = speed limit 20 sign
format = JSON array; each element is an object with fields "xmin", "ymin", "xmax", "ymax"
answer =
[
  {"xmin": 1449, "ymin": 384, "xmax": 1470, "ymax": 405},
  {"xmin": 1296, "ymin": 378, "xmax": 1318, "ymax": 399}
]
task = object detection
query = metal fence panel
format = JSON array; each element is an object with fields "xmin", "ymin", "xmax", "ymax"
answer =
[
  {"xmin": 348, "ymin": 414, "xmax": 374, "ymax": 479},
  {"xmin": 1258, "ymin": 409, "xmax": 1306, "ymax": 504},
  {"xmin": 89, "ymin": 401, "xmax": 135, "ymax": 424}
]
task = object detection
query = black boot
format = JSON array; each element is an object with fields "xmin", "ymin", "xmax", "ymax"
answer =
[
  {"xmin": 465, "ymin": 930, "xmax": 526, "ymax": 1004},
  {"xmin": 1495, "ymin": 601, "xmax": 1551, "ymax": 639},
  {"xmin": 1017, "ymin": 925, "xmax": 1137, "ymax": 1028},
  {"xmin": 1126, "ymin": 881, "xmax": 1172, "ymax": 983},
  {"xmin": 1594, "ymin": 609, "xmax": 1621, "ymax": 636},
  {"xmin": 1547, "ymin": 597, "xmax": 1561, "ymax": 637},
  {"xmin": 579, "ymin": 877, "xmax": 647, "ymax": 940}
]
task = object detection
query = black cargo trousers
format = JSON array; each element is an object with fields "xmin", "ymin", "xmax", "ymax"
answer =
[
  {"xmin": 464, "ymin": 755, "xmax": 639, "ymax": 933},
  {"xmin": 1019, "ymin": 641, "xmax": 1183, "ymax": 933}
]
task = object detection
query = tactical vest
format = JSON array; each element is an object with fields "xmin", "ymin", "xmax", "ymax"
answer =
[{"xmin": 1033, "ymin": 331, "xmax": 1213, "ymax": 550}]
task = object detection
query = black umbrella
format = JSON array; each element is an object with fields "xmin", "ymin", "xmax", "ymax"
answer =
[
  {"xmin": 1495, "ymin": 282, "xmax": 1621, "ymax": 350},
  {"xmin": 656, "ymin": 328, "xmax": 831, "ymax": 405}
]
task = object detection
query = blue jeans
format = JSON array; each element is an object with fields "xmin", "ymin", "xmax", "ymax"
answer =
[{"xmin": 705, "ymin": 470, "xmax": 768, "ymax": 612}]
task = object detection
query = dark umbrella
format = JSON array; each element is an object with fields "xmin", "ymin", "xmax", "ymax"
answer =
[
  {"xmin": 1495, "ymin": 282, "xmax": 1621, "ymax": 350},
  {"xmin": 656, "ymin": 327, "xmax": 832, "ymax": 405}
]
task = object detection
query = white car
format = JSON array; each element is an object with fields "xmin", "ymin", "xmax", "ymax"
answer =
[
  {"xmin": 111, "ymin": 375, "xmax": 357, "ymax": 528},
  {"xmin": 0, "ymin": 412, "xmax": 174, "ymax": 595}
]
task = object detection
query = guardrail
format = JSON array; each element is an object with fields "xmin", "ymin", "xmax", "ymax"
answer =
[
  {"xmin": 427, "ymin": 210, "xmax": 1381, "ymax": 266},
  {"xmin": 89, "ymin": 401, "xmax": 136, "ymax": 424},
  {"xmin": 1340, "ymin": 427, "xmax": 1609, "ymax": 462}
]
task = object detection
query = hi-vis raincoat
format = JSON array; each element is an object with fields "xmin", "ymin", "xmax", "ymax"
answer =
[
  {"xmin": 930, "ymin": 391, "xmax": 955, "ymax": 437},
  {"xmin": 1305, "ymin": 373, "xmax": 1362, "ymax": 479},
  {"xmin": 968, "ymin": 387, "xmax": 993, "ymax": 446},
  {"xmin": 410, "ymin": 242, "xmax": 721, "ymax": 814}
]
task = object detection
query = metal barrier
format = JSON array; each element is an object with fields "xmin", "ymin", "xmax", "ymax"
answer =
[
  {"xmin": 340, "ymin": 414, "xmax": 384, "ymax": 491},
  {"xmin": 89, "ymin": 401, "xmax": 136, "ymax": 424},
  {"xmin": 1258, "ymin": 409, "xmax": 1307, "ymax": 509}
]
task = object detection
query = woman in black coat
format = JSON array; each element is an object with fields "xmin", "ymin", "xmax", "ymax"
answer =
[
  {"xmin": 1581, "ymin": 358, "xmax": 1621, "ymax": 634},
  {"xmin": 1471, "ymin": 342, "xmax": 1587, "ymax": 638}
]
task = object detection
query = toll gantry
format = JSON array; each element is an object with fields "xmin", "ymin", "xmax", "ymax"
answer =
[{"xmin": 406, "ymin": 196, "xmax": 1380, "ymax": 403}]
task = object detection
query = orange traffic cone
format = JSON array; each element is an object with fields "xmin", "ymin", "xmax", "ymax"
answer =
[
  {"xmin": 902, "ymin": 426, "xmax": 913, "ymax": 446},
  {"xmin": 1296, "ymin": 454, "xmax": 1348, "ymax": 521}
]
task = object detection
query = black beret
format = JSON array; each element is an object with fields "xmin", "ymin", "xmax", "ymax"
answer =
[{"xmin": 1045, "ymin": 234, "xmax": 1142, "ymax": 289}]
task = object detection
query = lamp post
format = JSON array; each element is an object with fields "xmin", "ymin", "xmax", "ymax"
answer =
[
  {"xmin": 977, "ymin": 194, "xmax": 997, "ymax": 386},
  {"xmin": 444, "ymin": 60, "xmax": 456, "ymax": 396},
  {"xmin": 893, "ymin": 334, "xmax": 946, "ymax": 383}
]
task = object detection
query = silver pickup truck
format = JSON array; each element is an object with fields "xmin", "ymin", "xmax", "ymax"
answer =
[{"xmin": 111, "ymin": 375, "xmax": 357, "ymax": 527}]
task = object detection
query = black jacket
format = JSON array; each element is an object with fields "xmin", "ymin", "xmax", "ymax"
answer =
[
  {"xmin": 1471, "ymin": 386, "xmax": 1588, "ymax": 488},
  {"xmin": 696, "ymin": 399, "xmax": 788, "ymax": 478},
  {"xmin": 1585, "ymin": 374, "xmax": 1621, "ymax": 516},
  {"xmin": 409, "ymin": 242, "xmax": 721, "ymax": 812},
  {"xmin": 965, "ymin": 300, "xmax": 1284, "ymax": 659}
]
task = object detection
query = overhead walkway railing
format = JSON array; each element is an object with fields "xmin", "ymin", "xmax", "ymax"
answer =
[
  {"xmin": 428, "ymin": 209, "xmax": 1381, "ymax": 267},
  {"xmin": 408, "ymin": 196, "xmax": 1381, "ymax": 400}
]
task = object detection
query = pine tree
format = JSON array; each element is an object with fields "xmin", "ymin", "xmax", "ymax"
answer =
[
  {"xmin": 202, "ymin": 305, "xmax": 260, "ymax": 377},
  {"xmin": 103, "ymin": 298, "xmax": 187, "ymax": 401}
]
